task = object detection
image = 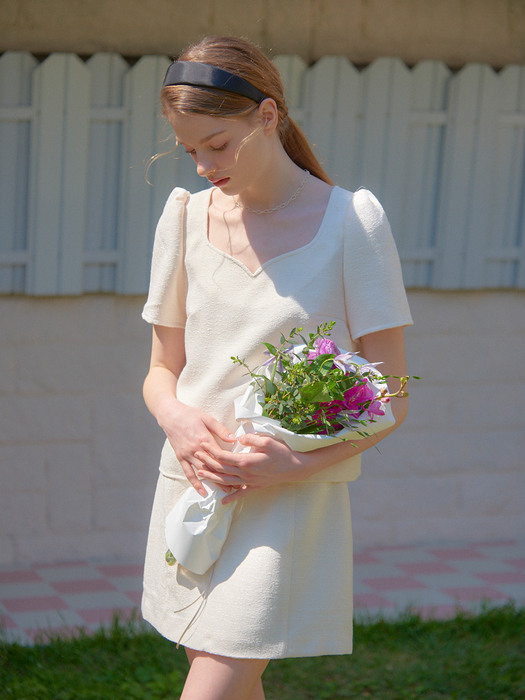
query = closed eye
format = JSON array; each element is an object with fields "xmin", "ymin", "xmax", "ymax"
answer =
[
  {"xmin": 183, "ymin": 144, "xmax": 226, "ymax": 155},
  {"xmin": 182, "ymin": 141, "xmax": 228, "ymax": 158}
]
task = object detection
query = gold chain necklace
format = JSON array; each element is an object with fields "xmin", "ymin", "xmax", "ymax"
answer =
[{"xmin": 234, "ymin": 169, "xmax": 309, "ymax": 215}]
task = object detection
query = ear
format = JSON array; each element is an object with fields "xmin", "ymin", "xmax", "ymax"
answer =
[{"xmin": 258, "ymin": 98, "xmax": 279, "ymax": 134}]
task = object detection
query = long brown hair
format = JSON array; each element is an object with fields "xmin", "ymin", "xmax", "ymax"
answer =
[{"xmin": 161, "ymin": 36, "xmax": 333, "ymax": 185}]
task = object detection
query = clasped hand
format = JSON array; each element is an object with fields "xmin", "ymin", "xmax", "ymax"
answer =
[
  {"xmin": 196, "ymin": 431, "xmax": 315, "ymax": 503},
  {"xmin": 162, "ymin": 402, "xmax": 313, "ymax": 503}
]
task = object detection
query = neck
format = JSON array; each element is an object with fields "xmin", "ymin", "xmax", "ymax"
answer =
[{"xmin": 235, "ymin": 155, "xmax": 307, "ymax": 213}]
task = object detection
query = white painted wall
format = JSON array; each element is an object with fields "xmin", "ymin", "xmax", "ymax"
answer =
[{"xmin": 1, "ymin": 291, "xmax": 524, "ymax": 566}]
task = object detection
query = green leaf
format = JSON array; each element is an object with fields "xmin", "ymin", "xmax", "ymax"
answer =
[
  {"xmin": 263, "ymin": 377, "xmax": 277, "ymax": 396},
  {"xmin": 262, "ymin": 342, "xmax": 277, "ymax": 355},
  {"xmin": 300, "ymin": 381, "xmax": 335, "ymax": 403},
  {"xmin": 308, "ymin": 353, "xmax": 336, "ymax": 376}
]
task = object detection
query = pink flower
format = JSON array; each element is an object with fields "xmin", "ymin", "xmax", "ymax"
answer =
[
  {"xmin": 307, "ymin": 337, "xmax": 340, "ymax": 361},
  {"xmin": 343, "ymin": 381, "xmax": 385, "ymax": 418},
  {"xmin": 310, "ymin": 377, "xmax": 385, "ymax": 433}
]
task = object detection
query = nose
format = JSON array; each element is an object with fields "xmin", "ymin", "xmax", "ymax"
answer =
[{"xmin": 195, "ymin": 155, "xmax": 215, "ymax": 178}]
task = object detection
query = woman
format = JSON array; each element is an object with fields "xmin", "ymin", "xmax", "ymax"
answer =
[{"xmin": 142, "ymin": 36, "xmax": 413, "ymax": 700}]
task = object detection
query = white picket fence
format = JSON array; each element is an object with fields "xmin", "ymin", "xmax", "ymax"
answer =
[{"xmin": 1, "ymin": 51, "xmax": 524, "ymax": 294}]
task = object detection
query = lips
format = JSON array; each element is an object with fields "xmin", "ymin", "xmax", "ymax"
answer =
[{"xmin": 209, "ymin": 177, "xmax": 231, "ymax": 187}]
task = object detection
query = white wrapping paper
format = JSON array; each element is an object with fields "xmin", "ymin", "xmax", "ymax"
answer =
[{"xmin": 165, "ymin": 480, "xmax": 236, "ymax": 575}]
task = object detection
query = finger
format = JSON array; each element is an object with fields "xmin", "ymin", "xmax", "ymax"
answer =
[
  {"xmin": 180, "ymin": 460, "xmax": 207, "ymax": 496},
  {"xmin": 194, "ymin": 449, "xmax": 248, "ymax": 474},
  {"xmin": 192, "ymin": 446, "xmax": 239, "ymax": 472},
  {"xmin": 200, "ymin": 440, "xmax": 267, "ymax": 467},
  {"xmin": 196, "ymin": 468, "xmax": 245, "ymax": 487},
  {"xmin": 237, "ymin": 433, "xmax": 279, "ymax": 451},
  {"xmin": 204, "ymin": 417, "xmax": 237, "ymax": 443},
  {"xmin": 193, "ymin": 450, "xmax": 226, "ymax": 473}
]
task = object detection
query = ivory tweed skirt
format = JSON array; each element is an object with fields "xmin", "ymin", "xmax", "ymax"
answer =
[{"xmin": 141, "ymin": 459, "xmax": 354, "ymax": 659}]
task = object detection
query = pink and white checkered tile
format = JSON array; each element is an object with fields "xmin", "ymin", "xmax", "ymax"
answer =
[
  {"xmin": 1, "ymin": 540, "xmax": 524, "ymax": 645},
  {"xmin": 353, "ymin": 539, "xmax": 525, "ymax": 620}
]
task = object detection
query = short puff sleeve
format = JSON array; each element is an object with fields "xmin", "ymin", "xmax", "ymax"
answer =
[
  {"xmin": 142, "ymin": 187, "xmax": 190, "ymax": 328},
  {"xmin": 344, "ymin": 189, "xmax": 413, "ymax": 340}
]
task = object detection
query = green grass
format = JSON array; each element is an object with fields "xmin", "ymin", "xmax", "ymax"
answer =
[{"xmin": 1, "ymin": 604, "xmax": 524, "ymax": 699}]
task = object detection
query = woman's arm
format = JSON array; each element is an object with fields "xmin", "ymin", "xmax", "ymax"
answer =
[
  {"xmin": 143, "ymin": 325, "xmax": 236, "ymax": 495},
  {"xmin": 195, "ymin": 326, "xmax": 409, "ymax": 500}
]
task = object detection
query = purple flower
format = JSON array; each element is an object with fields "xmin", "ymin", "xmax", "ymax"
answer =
[
  {"xmin": 307, "ymin": 337, "xmax": 341, "ymax": 361},
  {"xmin": 262, "ymin": 346, "xmax": 294, "ymax": 375}
]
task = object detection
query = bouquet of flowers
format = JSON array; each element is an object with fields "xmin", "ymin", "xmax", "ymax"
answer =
[
  {"xmin": 165, "ymin": 321, "xmax": 412, "ymax": 575},
  {"xmin": 232, "ymin": 321, "xmax": 408, "ymax": 452}
]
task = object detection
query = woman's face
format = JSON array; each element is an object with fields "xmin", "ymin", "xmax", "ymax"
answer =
[{"xmin": 169, "ymin": 110, "xmax": 269, "ymax": 195}]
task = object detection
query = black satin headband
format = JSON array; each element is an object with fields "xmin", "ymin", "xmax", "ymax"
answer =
[{"xmin": 162, "ymin": 61, "xmax": 268, "ymax": 104}]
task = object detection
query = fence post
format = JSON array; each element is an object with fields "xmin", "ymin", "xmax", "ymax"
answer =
[
  {"xmin": 302, "ymin": 56, "xmax": 361, "ymax": 191},
  {"xmin": 433, "ymin": 65, "xmax": 500, "ymax": 288},
  {"xmin": 489, "ymin": 65, "xmax": 525, "ymax": 288},
  {"xmin": 28, "ymin": 54, "xmax": 90, "ymax": 295},
  {"xmin": 84, "ymin": 53, "xmax": 128, "ymax": 292},
  {"xmin": 116, "ymin": 55, "xmax": 170, "ymax": 295},
  {"xmin": 395, "ymin": 60, "xmax": 450, "ymax": 287},
  {"xmin": 0, "ymin": 51, "xmax": 37, "ymax": 293}
]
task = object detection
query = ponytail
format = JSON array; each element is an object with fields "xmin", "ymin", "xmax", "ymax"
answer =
[{"xmin": 280, "ymin": 117, "xmax": 333, "ymax": 185}]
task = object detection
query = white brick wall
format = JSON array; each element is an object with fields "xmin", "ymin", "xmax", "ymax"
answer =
[
  {"xmin": 0, "ymin": 296, "xmax": 161, "ymax": 566},
  {"xmin": 350, "ymin": 290, "xmax": 525, "ymax": 549},
  {"xmin": 0, "ymin": 292, "xmax": 524, "ymax": 566}
]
